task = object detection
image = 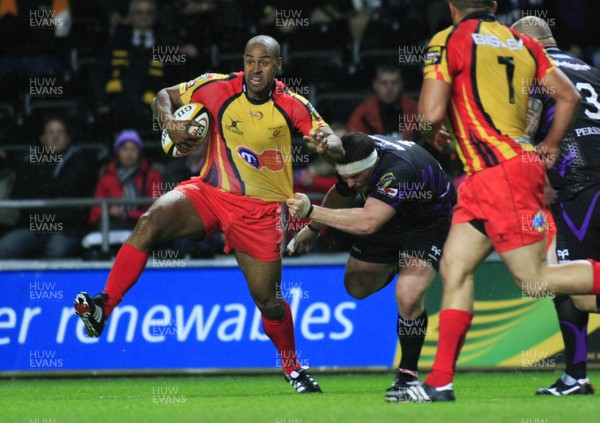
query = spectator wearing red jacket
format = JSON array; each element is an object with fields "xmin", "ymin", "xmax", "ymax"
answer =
[
  {"xmin": 348, "ymin": 65, "xmax": 419, "ymax": 140},
  {"xmin": 90, "ymin": 130, "xmax": 162, "ymax": 229}
]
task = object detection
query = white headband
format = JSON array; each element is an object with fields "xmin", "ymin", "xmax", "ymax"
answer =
[{"xmin": 335, "ymin": 149, "xmax": 378, "ymax": 175}]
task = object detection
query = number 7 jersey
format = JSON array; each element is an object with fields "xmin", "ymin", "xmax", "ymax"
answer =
[{"xmin": 424, "ymin": 11, "xmax": 555, "ymax": 175}]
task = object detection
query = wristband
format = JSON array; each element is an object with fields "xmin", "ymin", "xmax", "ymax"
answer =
[
  {"xmin": 306, "ymin": 204, "xmax": 314, "ymax": 218},
  {"xmin": 307, "ymin": 224, "xmax": 320, "ymax": 233}
]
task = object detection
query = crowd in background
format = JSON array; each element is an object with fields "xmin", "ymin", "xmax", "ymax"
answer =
[{"xmin": 0, "ymin": 0, "xmax": 598, "ymax": 259}]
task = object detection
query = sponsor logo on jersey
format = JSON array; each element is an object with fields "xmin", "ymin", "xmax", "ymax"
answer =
[
  {"xmin": 306, "ymin": 102, "xmax": 321, "ymax": 120},
  {"xmin": 557, "ymin": 249, "xmax": 570, "ymax": 262},
  {"xmin": 268, "ymin": 125, "xmax": 285, "ymax": 139},
  {"xmin": 199, "ymin": 72, "xmax": 216, "ymax": 80},
  {"xmin": 237, "ymin": 146, "xmax": 285, "ymax": 171},
  {"xmin": 225, "ymin": 118, "xmax": 243, "ymax": 135},
  {"xmin": 553, "ymin": 60, "xmax": 591, "ymax": 71},
  {"xmin": 376, "ymin": 172, "xmax": 396, "ymax": 189},
  {"xmin": 184, "ymin": 79, "xmax": 196, "ymax": 90},
  {"xmin": 424, "ymin": 45, "xmax": 443, "ymax": 66},
  {"xmin": 574, "ymin": 126, "xmax": 600, "ymax": 137},
  {"xmin": 379, "ymin": 187, "xmax": 398, "ymax": 198},
  {"xmin": 249, "ymin": 110, "xmax": 263, "ymax": 120},
  {"xmin": 427, "ymin": 245, "xmax": 443, "ymax": 262},
  {"xmin": 471, "ymin": 34, "xmax": 523, "ymax": 51}
]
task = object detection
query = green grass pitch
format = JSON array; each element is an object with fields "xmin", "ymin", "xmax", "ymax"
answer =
[{"xmin": 1, "ymin": 372, "xmax": 597, "ymax": 423}]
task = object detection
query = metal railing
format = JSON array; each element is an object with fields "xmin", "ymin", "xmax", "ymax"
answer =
[
  {"xmin": 0, "ymin": 193, "xmax": 327, "ymax": 255},
  {"xmin": 0, "ymin": 198, "xmax": 155, "ymax": 254}
]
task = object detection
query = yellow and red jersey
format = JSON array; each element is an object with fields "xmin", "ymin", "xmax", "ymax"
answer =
[
  {"xmin": 178, "ymin": 72, "xmax": 327, "ymax": 202},
  {"xmin": 423, "ymin": 12, "xmax": 555, "ymax": 175}
]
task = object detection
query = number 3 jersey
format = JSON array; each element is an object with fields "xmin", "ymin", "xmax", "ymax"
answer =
[
  {"xmin": 178, "ymin": 72, "xmax": 327, "ymax": 202},
  {"xmin": 532, "ymin": 47, "xmax": 600, "ymax": 201},
  {"xmin": 424, "ymin": 11, "xmax": 555, "ymax": 175}
]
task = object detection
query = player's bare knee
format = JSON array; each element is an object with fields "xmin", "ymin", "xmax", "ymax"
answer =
[
  {"xmin": 439, "ymin": 255, "xmax": 454, "ymax": 280},
  {"xmin": 131, "ymin": 210, "xmax": 163, "ymax": 247},
  {"xmin": 439, "ymin": 263, "xmax": 461, "ymax": 287},
  {"xmin": 440, "ymin": 256, "xmax": 471, "ymax": 288},
  {"xmin": 134, "ymin": 212, "xmax": 156, "ymax": 236}
]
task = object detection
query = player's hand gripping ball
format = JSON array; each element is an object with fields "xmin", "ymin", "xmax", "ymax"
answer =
[{"xmin": 161, "ymin": 103, "xmax": 210, "ymax": 157}]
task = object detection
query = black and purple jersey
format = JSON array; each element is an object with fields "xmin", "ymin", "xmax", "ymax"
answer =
[
  {"xmin": 533, "ymin": 47, "xmax": 600, "ymax": 201},
  {"xmin": 335, "ymin": 135, "xmax": 456, "ymax": 233}
]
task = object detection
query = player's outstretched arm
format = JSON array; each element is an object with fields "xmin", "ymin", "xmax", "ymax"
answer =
[
  {"xmin": 287, "ymin": 186, "xmax": 355, "ymax": 255},
  {"xmin": 418, "ymin": 78, "xmax": 452, "ymax": 150},
  {"xmin": 303, "ymin": 126, "xmax": 345, "ymax": 162},
  {"xmin": 287, "ymin": 194, "xmax": 395, "ymax": 237},
  {"xmin": 308, "ymin": 185, "xmax": 356, "ymax": 231},
  {"xmin": 537, "ymin": 68, "xmax": 581, "ymax": 167}
]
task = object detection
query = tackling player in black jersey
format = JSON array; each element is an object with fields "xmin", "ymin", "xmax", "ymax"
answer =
[{"xmin": 286, "ymin": 132, "xmax": 456, "ymax": 401}]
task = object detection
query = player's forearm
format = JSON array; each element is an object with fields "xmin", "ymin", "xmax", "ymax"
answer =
[
  {"xmin": 526, "ymin": 97, "xmax": 543, "ymax": 140},
  {"xmin": 153, "ymin": 86, "xmax": 183, "ymax": 130},
  {"xmin": 309, "ymin": 206, "xmax": 380, "ymax": 236},
  {"xmin": 318, "ymin": 127, "xmax": 345, "ymax": 162},
  {"xmin": 325, "ymin": 136, "xmax": 344, "ymax": 162},
  {"xmin": 308, "ymin": 186, "xmax": 354, "ymax": 231},
  {"xmin": 541, "ymin": 69, "xmax": 581, "ymax": 147},
  {"xmin": 542, "ymin": 96, "xmax": 579, "ymax": 147},
  {"xmin": 418, "ymin": 79, "xmax": 450, "ymax": 143},
  {"xmin": 418, "ymin": 103, "xmax": 444, "ymax": 143},
  {"xmin": 152, "ymin": 90, "xmax": 173, "ymax": 130}
]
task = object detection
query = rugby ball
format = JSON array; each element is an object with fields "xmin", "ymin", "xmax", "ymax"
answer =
[{"xmin": 161, "ymin": 102, "xmax": 210, "ymax": 157}]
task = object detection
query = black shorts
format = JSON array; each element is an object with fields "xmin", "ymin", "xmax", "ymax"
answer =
[
  {"xmin": 551, "ymin": 184, "xmax": 600, "ymax": 262},
  {"xmin": 349, "ymin": 217, "xmax": 451, "ymax": 271}
]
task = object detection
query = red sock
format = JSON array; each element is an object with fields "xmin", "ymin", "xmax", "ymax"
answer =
[
  {"xmin": 588, "ymin": 260, "xmax": 600, "ymax": 295},
  {"xmin": 425, "ymin": 309, "xmax": 473, "ymax": 388},
  {"xmin": 262, "ymin": 302, "xmax": 300, "ymax": 374},
  {"xmin": 103, "ymin": 243, "xmax": 148, "ymax": 317}
]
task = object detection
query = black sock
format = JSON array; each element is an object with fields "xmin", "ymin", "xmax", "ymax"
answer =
[
  {"xmin": 397, "ymin": 310, "xmax": 428, "ymax": 374},
  {"xmin": 596, "ymin": 295, "xmax": 600, "ymax": 313},
  {"xmin": 554, "ymin": 295, "xmax": 588, "ymax": 380}
]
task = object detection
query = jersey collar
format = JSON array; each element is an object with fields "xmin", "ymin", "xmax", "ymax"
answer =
[
  {"xmin": 460, "ymin": 11, "xmax": 496, "ymax": 23},
  {"xmin": 242, "ymin": 81, "xmax": 275, "ymax": 105}
]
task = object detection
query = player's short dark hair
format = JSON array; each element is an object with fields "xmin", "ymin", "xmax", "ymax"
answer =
[
  {"xmin": 338, "ymin": 132, "xmax": 375, "ymax": 165},
  {"xmin": 449, "ymin": 0, "xmax": 494, "ymax": 11}
]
